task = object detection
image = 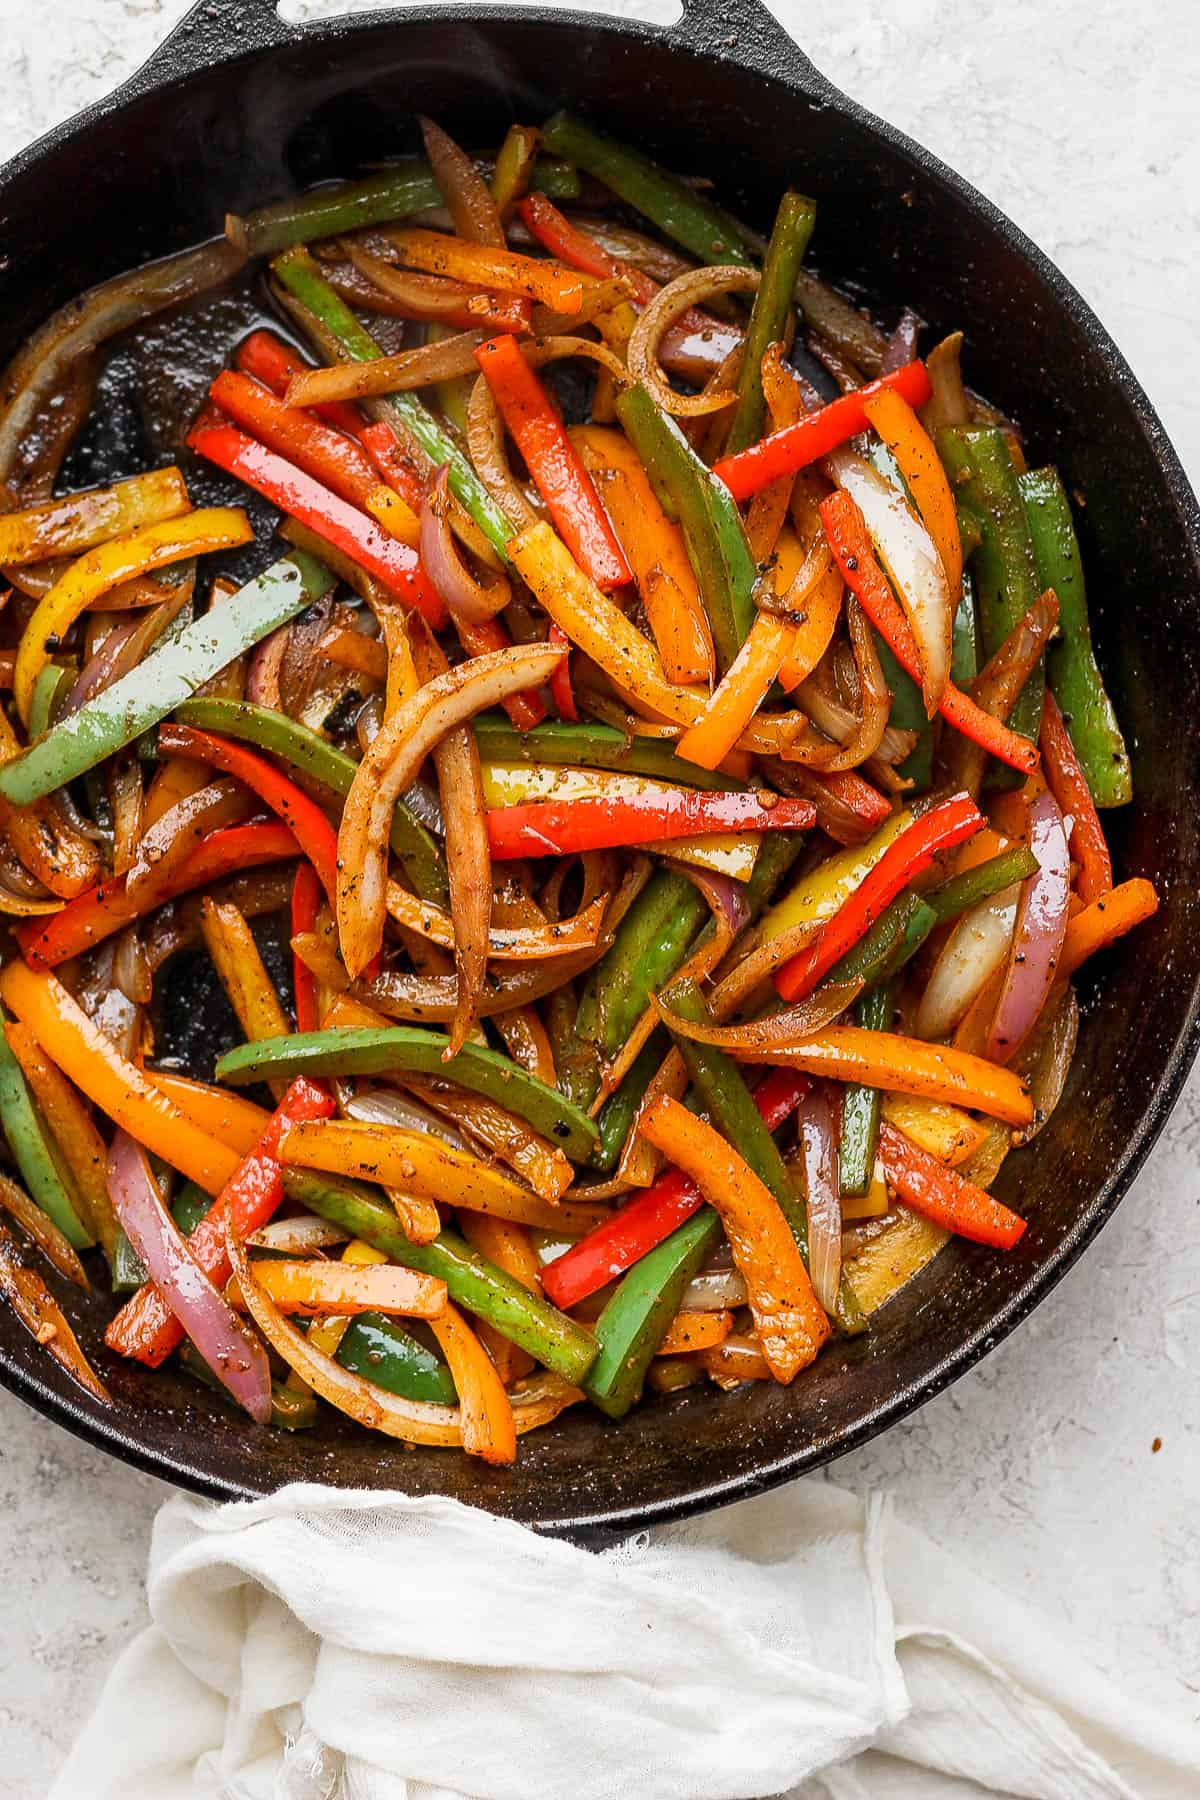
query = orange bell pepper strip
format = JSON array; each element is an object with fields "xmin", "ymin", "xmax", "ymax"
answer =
[
  {"xmin": 319, "ymin": 626, "xmax": 388, "ymax": 682},
  {"xmin": 458, "ymin": 1211, "xmax": 541, "ymax": 1386},
  {"xmin": 656, "ymin": 1309, "xmax": 734, "ymax": 1356},
  {"xmin": 777, "ymin": 563, "xmax": 844, "ymax": 692},
  {"xmin": 208, "ymin": 369, "xmax": 383, "ymax": 512},
  {"xmin": 1039, "ymin": 690, "xmax": 1113, "ymax": 904},
  {"xmin": 362, "ymin": 485, "xmax": 422, "ymax": 551},
  {"xmin": 228, "ymin": 1258, "xmax": 447, "ymax": 1319},
  {"xmin": 13, "ymin": 506, "xmax": 253, "ymax": 725},
  {"xmin": 0, "ymin": 961, "xmax": 240, "ymax": 1194},
  {"xmin": 0, "ymin": 467, "xmax": 190, "ymax": 568},
  {"xmin": 1059, "ymin": 877, "xmax": 1158, "ymax": 979},
  {"xmin": 429, "ymin": 1300, "xmax": 517, "ymax": 1464},
  {"xmin": 2, "ymin": 1019, "xmax": 117, "ymax": 1257},
  {"xmin": 820, "ymin": 489, "xmax": 1039, "ymax": 775},
  {"xmin": 570, "ymin": 423, "xmax": 714, "ymax": 684},
  {"xmin": 156, "ymin": 724, "xmax": 339, "ymax": 906},
  {"xmin": 879, "ymin": 1121, "xmax": 1026, "ymax": 1250},
  {"xmin": 146, "ymin": 1072, "xmax": 271, "ymax": 1156},
  {"xmin": 290, "ymin": 863, "xmax": 322, "ymax": 1034},
  {"xmin": 384, "ymin": 225, "xmax": 584, "ymax": 312},
  {"xmin": 861, "ymin": 386, "xmax": 963, "ymax": 596},
  {"xmin": 475, "ymin": 335, "xmax": 632, "ymax": 590},
  {"xmin": 235, "ymin": 328, "xmax": 366, "ymax": 442},
  {"xmin": 200, "ymin": 898, "xmax": 291, "ymax": 1088},
  {"xmin": 676, "ymin": 613, "xmax": 798, "ymax": 771},
  {"xmin": 713, "ymin": 362, "xmax": 933, "ymax": 501},
  {"xmin": 105, "ymin": 1075, "xmax": 335, "ymax": 1366},
  {"xmin": 638, "ymin": 1095, "xmax": 830, "ymax": 1383}
]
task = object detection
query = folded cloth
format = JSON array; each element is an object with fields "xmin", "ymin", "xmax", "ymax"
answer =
[{"xmin": 49, "ymin": 1479, "xmax": 1199, "ymax": 1800}]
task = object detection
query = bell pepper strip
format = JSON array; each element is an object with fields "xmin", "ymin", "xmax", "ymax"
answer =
[
  {"xmin": 228, "ymin": 1259, "xmax": 447, "ymax": 1320},
  {"xmin": 1019, "ymin": 466, "xmax": 1129, "ymax": 805},
  {"xmin": 776, "ymin": 792, "xmax": 984, "ymax": 1001},
  {"xmin": 823, "ymin": 890, "xmax": 934, "ymax": 992},
  {"xmin": 16, "ymin": 822, "xmax": 298, "ymax": 969},
  {"xmin": 639, "ymin": 1096, "xmax": 830, "ymax": 1383},
  {"xmin": 458, "ymin": 1211, "xmax": 540, "ymax": 1385},
  {"xmin": 472, "ymin": 714, "xmax": 739, "ymax": 792},
  {"xmin": 13, "ymin": 506, "xmax": 254, "ymax": 725},
  {"xmin": 0, "ymin": 552, "xmax": 334, "ymax": 808},
  {"xmin": 285, "ymin": 1167, "xmax": 597, "ymax": 1385},
  {"xmin": 156, "ymin": 722, "xmax": 340, "ymax": 906},
  {"xmin": 924, "ymin": 844, "xmax": 1041, "ymax": 922},
  {"xmin": 105, "ymin": 1076, "xmax": 334, "ymax": 1366},
  {"xmin": 487, "ymin": 787, "xmax": 814, "ymax": 860},
  {"xmin": 676, "ymin": 613, "xmax": 798, "ymax": 771},
  {"xmin": 862, "ymin": 387, "xmax": 962, "ymax": 597},
  {"xmin": 837, "ymin": 981, "xmax": 894, "ymax": 1199},
  {"xmin": 215, "ymin": 1024, "xmax": 599, "ymax": 1162},
  {"xmin": 291, "ymin": 864, "xmax": 322, "ymax": 1034},
  {"xmin": 879, "ymin": 1121, "xmax": 1027, "ymax": 1250},
  {"xmin": 591, "ymin": 1029, "xmax": 671, "ymax": 1175},
  {"xmin": 167, "ymin": 695, "xmax": 447, "ymax": 907},
  {"xmin": 207, "ymin": 368, "xmax": 386, "ymax": 514},
  {"xmin": 271, "ymin": 248, "xmax": 515, "ymax": 560},
  {"xmin": 474, "ymin": 336, "xmax": 631, "ymax": 590},
  {"xmin": 584, "ymin": 1209, "xmax": 722, "ymax": 1417},
  {"xmin": 539, "ymin": 113, "xmax": 751, "ymax": 266},
  {"xmin": 1039, "ymin": 689, "xmax": 1114, "ymax": 904},
  {"xmin": 617, "ymin": 382, "xmax": 757, "ymax": 674},
  {"xmin": 3, "ymin": 1019, "xmax": 119, "ymax": 1259},
  {"xmin": 381, "ymin": 227, "xmax": 584, "ymax": 313},
  {"xmin": 819, "ymin": 489, "xmax": 1039, "ymax": 774},
  {"xmin": 759, "ymin": 809, "xmax": 914, "ymax": 947},
  {"xmin": 656, "ymin": 1309, "xmax": 733, "ymax": 1356},
  {"xmin": 0, "ymin": 961, "xmax": 240, "ymax": 1193},
  {"xmin": 1059, "ymin": 877, "xmax": 1159, "ymax": 979},
  {"xmin": 200, "ymin": 897, "xmax": 292, "ymax": 1076},
  {"xmin": 937, "ymin": 426, "xmax": 1044, "ymax": 748},
  {"xmin": 714, "ymin": 362, "xmax": 932, "ymax": 502},
  {"xmin": 569, "ymin": 424, "xmax": 714, "ymax": 684},
  {"xmin": 816, "ymin": 769, "xmax": 893, "ymax": 831},
  {"xmin": 0, "ymin": 467, "xmax": 191, "ymax": 568},
  {"xmin": 186, "ymin": 421, "xmax": 445, "ymax": 626},
  {"xmin": 724, "ymin": 190, "xmax": 816, "ymax": 459},
  {"xmin": 356, "ymin": 422, "xmax": 427, "ymax": 516},
  {"xmin": 428, "ymin": 1301, "xmax": 516, "ymax": 1464},
  {"xmin": 0, "ymin": 1013, "xmax": 94, "ymax": 1249},
  {"xmin": 337, "ymin": 1311, "xmax": 458, "ymax": 1403},
  {"xmin": 236, "ymin": 328, "xmax": 367, "ymax": 441},
  {"xmin": 452, "ymin": 612, "xmax": 550, "ymax": 733},
  {"xmin": 319, "ymin": 625, "xmax": 388, "ymax": 683},
  {"xmin": 547, "ymin": 622, "xmax": 578, "ymax": 722},
  {"xmin": 777, "ymin": 562, "xmax": 844, "ymax": 694},
  {"xmin": 0, "ymin": 1223, "xmax": 109, "ymax": 1403},
  {"xmin": 146, "ymin": 1073, "xmax": 270, "ymax": 1157},
  {"xmin": 881, "ymin": 1094, "xmax": 988, "ymax": 1167}
]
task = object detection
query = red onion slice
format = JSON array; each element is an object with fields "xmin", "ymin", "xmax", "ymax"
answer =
[
  {"xmin": 420, "ymin": 464, "xmax": 511, "ymax": 625},
  {"xmin": 985, "ymin": 789, "xmax": 1071, "ymax": 1064}
]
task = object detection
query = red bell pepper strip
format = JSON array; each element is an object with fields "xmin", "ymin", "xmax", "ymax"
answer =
[
  {"xmin": 453, "ymin": 612, "xmax": 549, "ymax": 732},
  {"xmin": 187, "ymin": 420, "xmax": 447, "ymax": 627},
  {"xmin": 713, "ymin": 361, "xmax": 933, "ymax": 501},
  {"xmin": 820, "ymin": 489, "xmax": 1040, "ymax": 775},
  {"xmin": 776, "ymin": 793, "xmax": 984, "ymax": 1002},
  {"xmin": 474, "ymin": 334, "xmax": 633, "ymax": 591},
  {"xmin": 488, "ymin": 790, "xmax": 815, "ymax": 859},
  {"xmin": 157, "ymin": 723, "xmax": 340, "ymax": 906},
  {"xmin": 878, "ymin": 1120, "xmax": 1027, "ymax": 1250},
  {"xmin": 209, "ymin": 369, "xmax": 382, "ymax": 512},
  {"xmin": 105, "ymin": 1075, "xmax": 335, "ymax": 1366},
  {"xmin": 541, "ymin": 1068, "xmax": 809, "ymax": 1309},
  {"xmin": 816, "ymin": 769, "xmax": 892, "ymax": 829},
  {"xmin": 290, "ymin": 862, "xmax": 322, "ymax": 1033},
  {"xmin": 357, "ymin": 422, "xmax": 427, "ymax": 515},
  {"xmin": 235, "ymin": 329, "xmax": 366, "ymax": 442},
  {"xmin": 16, "ymin": 821, "xmax": 299, "ymax": 969},
  {"xmin": 548, "ymin": 623, "xmax": 578, "ymax": 721},
  {"xmin": 1039, "ymin": 689, "xmax": 1113, "ymax": 904}
]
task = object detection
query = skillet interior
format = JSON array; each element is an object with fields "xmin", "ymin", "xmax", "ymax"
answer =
[{"xmin": 0, "ymin": 0, "xmax": 1197, "ymax": 1535}]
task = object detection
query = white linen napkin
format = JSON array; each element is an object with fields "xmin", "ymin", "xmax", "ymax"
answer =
[{"xmin": 48, "ymin": 1478, "xmax": 1199, "ymax": 1800}]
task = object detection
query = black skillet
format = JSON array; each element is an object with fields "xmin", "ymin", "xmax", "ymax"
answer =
[{"xmin": 1, "ymin": 0, "xmax": 1198, "ymax": 1536}]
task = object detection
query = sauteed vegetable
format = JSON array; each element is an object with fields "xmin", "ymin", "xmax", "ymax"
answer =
[{"xmin": 0, "ymin": 115, "xmax": 1157, "ymax": 1459}]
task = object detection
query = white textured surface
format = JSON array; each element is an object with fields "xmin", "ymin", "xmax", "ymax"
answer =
[{"xmin": 0, "ymin": 3, "xmax": 1197, "ymax": 1794}]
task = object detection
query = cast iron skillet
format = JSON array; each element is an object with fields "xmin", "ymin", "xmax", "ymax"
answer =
[{"xmin": 0, "ymin": 0, "xmax": 1198, "ymax": 1537}]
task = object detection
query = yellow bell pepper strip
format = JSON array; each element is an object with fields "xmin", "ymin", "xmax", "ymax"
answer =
[
  {"xmin": 146, "ymin": 1072, "xmax": 270, "ymax": 1157},
  {"xmin": 1039, "ymin": 690, "xmax": 1113, "ymax": 904},
  {"xmin": 569, "ymin": 424, "xmax": 714, "ymax": 684},
  {"xmin": 880, "ymin": 1094, "xmax": 988, "ymax": 1167},
  {"xmin": 878, "ymin": 1121, "xmax": 1027, "ymax": 1250},
  {"xmin": 200, "ymin": 898, "xmax": 291, "ymax": 1091},
  {"xmin": 13, "ymin": 507, "xmax": 253, "ymax": 725},
  {"xmin": 458, "ymin": 1212, "xmax": 540, "ymax": 1385},
  {"xmin": 0, "ymin": 1222, "xmax": 109, "ymax": 1403},
  {"xmin": 488, "ymin": 785, "xmax": 814, "ymax": 860},
  {"xmin": 0, "ymin": 961, "xmax": 240, "ymax": 1193},
  {"xmin": 0, "ymin": 553, "xmax": 335, "ymax": 808},
  {"xmin": 758, "ymin": 808, "xmax": 913, "ymax": 947},
  {"xmin": 0, "ymin": 467, "xmax": 190, "ymax": 568},
  {"xmin": 3, "ymin": 1019, "xmax": 119, "ymax": 1259},
  {"xmin": 228, "ymin": 1258, "xmax": 447, "ymax": 1320},
  {"xmin": 429, "ymin": 1301, "xmax": 517, "ymax": 1465},
  {"xmin": 1058, "ymin": 877, "xmax": 1159, "ymax": 979},
  {"xmin": 277, "ymin": 1118, "xmax": 608, "ymax": 1233},
  {"xmin": 638, "ymin": 1096, "xmax": 830, "ymax": 1383},
  {"xmin": 862, "ymin": 387, "xmax": 962, "ymax": 597},
  {"xmin": 0, "ymin": 1011, "xmax": 93, "ymax": 1249},
  {"xmin": 676, "ymin": 613, "xmax": 799, "ymax": 771},
  {"xmin": 379, "ymin": 226, "xmax": 584, "ymax": 312},
  {"xmin": 724, "ymin": 190, "xmax": 816, "ymax": 459}
]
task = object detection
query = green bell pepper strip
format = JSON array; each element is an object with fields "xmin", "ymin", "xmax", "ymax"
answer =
[
  {"xmin": 271, "ymin": 248, "xmax": 514, "ymax": 561},
  {"xmin": 938, "ymin": 426, "xmax": 1044, "ymax": 745},
  {"xmin": 472, "ymin": 714, "xmax": 741, "ymax": 791},
  {"xmin": 616, "ymin": 382, "xmax": 758, "ymax": 674},
  {"xmin": 216, "ymin": 1026, "xmax": 598, "ymax": 1161},
  {"xmin": 282, "ymin": 1168, "xmax": 597, "ymax": 1385},
  {"xmin": 336, "ymin": 1312, "xmax": 458, "ymax": 1404},
  {"xmin": 540, "ymin": 113, "xmax": 752, "ymax": 266},
  {"xmin": 874, "ymin": 630, "xmax": 933, "ymax": 792},
  {"xmin": 923, "ymin": 844, "xmax": 1039, "ymax": 923},
  {"xmin": 743, "ymin": 828, "xmax": 809, "ymax": 915},
  {"xmin": 825, "ymin": 891, "xmax": 934, "ymax": 992},
  {"xmin": 168, "ymin": 695, "xmax": 447, "ymax": 907},
  {"xmin": 0, "ymin": 1016, "xmax": 92, "ymax": 1249},
  {"xmin": 957, "ymin": 502, "xmax": 984, "ymax": 560},
  {"xmin": 27, "ymin": 663, "xmax": 73, "ymax": 742},
  {"xmin": 1018, "ymin": 465, "xmax": 1131, "ymax": 806},
  {"xmin": 592, "ymin": 1029, "xmax": 671, "ymax": 1175},
  {"xmin": 0, "ymin": 553, "xmax": 334, "ymax": 808},
  {"xmin": 724, "ymin": 190, "xmax": 816, "ymax": 459},
  {"xmin": 951, "ymin": 569, "xmax": 981, "ymax": 685},
  {"xmin": 837, "ymin": 979, "xmax": 895, "ymax": 1198},
  {"xmin": 232, "ymin": 156, "xmax": 580, "ymax": 257},
  {"xmin": 584, "ymin": 1209, "xmax": 721, "ymax": 1417},
  {"xmin": 171, "ymin": 1180, "xmax": 212, "ymax": 1238}
]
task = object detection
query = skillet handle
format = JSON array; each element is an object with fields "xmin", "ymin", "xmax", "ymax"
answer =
[
  {"xmin": 120, "ymin": 0, "xmax": 290, "ymax": 87},
  {"xmin": 673, "ymin": 0, "xmax": 835, "ymax": 96}
]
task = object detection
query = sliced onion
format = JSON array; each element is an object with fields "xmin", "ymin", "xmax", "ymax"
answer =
[
  {"xmin": 706, "ymin": 917, "xmax": 827, "ymax": 1022},
  {"xmin": 657, "ymin": 979, "xmax": 862, "ymax": 1052},
  {"xmin": 628, "ymin": 265, "xmax": 759, "ymax": 418},
  {"xmin": 762, "ymin": 759, "xmax": 875, "ymax": 847},
  {"xmin": 61, "ymin": 615, "xmax": 140, "ymax": 715},
  {"xmin": 794, "ymin": 1086, "xmax": 842, "ymax": 1312},
  {"xmin": 949, "ymin": 591, "xmax": 1059, "ymax": 798},
  {"xmin": 881, "ymin": 307, "xmax": 921, "ymax": 375},
  {"xmin": 0, "ymin": 1222, "xmax": 108, "ymax": 1403},
  {"xmin": 1012, "ymin": 985, "xmax": 1079, "ymax": 1147},
  {"xmin": 920, "ymin": 332, "xmax": 970, "ymax": 435},
  {"xmin": 790, "ymin": 600, "xmax": 889, "ymax": 772},
  {"xmin": 680, "ymin": 1266, "xmax": 750, "ymax": 1311},
  {"xmin": 280, "ymin": 594, "xmax": 334, "ymax": 720},
  {"xmin": 827, "ymin": 446, "xmax": 952, "ymax": 715},
  {"xmin": 342, "ymin": 1081, "xmax": 468, "ymax": 1149},
  {"xmin": 914, "ymin": 884, "xmax": 1021, "ymax": 1041},
  {"xmin": 247, "ymin": 1216, "xmax": 351, "ymax": 1254},
  {"xmin": 985, "ymin": 789, "xmax": 1071, "ymax": 1064},
  {"xmin": 107, "ymin": 1130, "xmax": 271, "ymax": 1424},
  {"xmin": 0, "ymin": 1169, "xmax": 89, "ymax": 1290},
  {"xmin": 420, "ymin": 465, "xmax": 511, "ymax": 625},
  {"xmin": 288, "ymin": 323, "xmax": 487, "ymax": 408},
  {"xmin": 330, "ymin": 254, "xmax": 494, "ymax": 326},
  {"xmin": 111, "ymin": 924, "xmax": 152, "ymax": 1006},
  {"xmin": 246, "ymin": 623, "xmax": 289, "ymax": 710},
  {"xmin": 419, "ymin": 115, "xmax": 505, "ymax": 247},
  {"xmin": 126, "ymin": 777, "xmax": 250, "ymax": 909},
  {"xmin": 467, "ymin": 371, "xmax": 538, "ymax": 529},
  {"xmin": 358, "ymin": 943, "xmax": 606, "ymax": 1024}
]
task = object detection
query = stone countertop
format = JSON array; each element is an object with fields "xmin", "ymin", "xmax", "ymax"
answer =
[{"xmin": 0, "ymin": 2, "xmax": 1197, "ymax": 1793}]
